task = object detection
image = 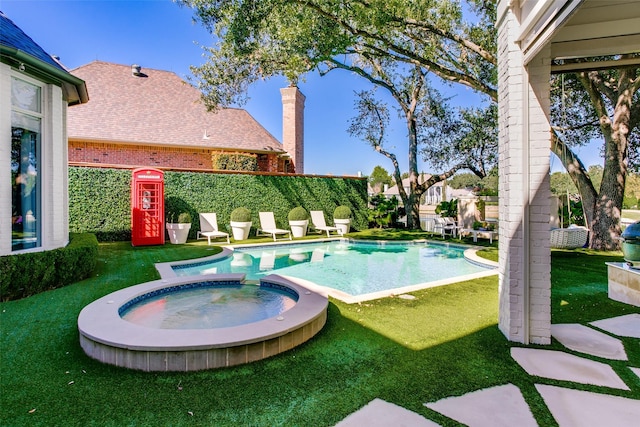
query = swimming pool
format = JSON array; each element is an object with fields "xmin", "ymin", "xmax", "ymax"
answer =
[{"xmin": 159, "ymin": 240, "xmax": 498, "ymax": 303}]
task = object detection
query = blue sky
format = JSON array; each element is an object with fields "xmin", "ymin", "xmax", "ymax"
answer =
[{"xmin": 2, "ymin": 0, "xmax": 601, "ymax": 176}]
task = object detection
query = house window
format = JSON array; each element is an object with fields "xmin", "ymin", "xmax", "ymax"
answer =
[
  {"xmin": 257, "ymin": 154, "xmax": 268, "ymax": 171},
  {"xmin": 10, "ymin": 77, "xmax": 42, "ymax": 251}
]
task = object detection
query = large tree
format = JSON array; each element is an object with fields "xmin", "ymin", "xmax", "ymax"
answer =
[
  {"xmin": 179, "ymin": 0, "xmax": 636, "ymax": 248},
  {"xmin": 551, "ymin": 63, "xmax": 639, "ymax": 249},
  {"xmin": 348, "ymin": 80, "xmax": 496, "ymax": 227},
  {"xmin": 178, "ymin": 0, "xmax": 497, "ymax": 228},
  {"xmin": 178, "ymin": 0, "xmax": 497, "ymax": 104}
]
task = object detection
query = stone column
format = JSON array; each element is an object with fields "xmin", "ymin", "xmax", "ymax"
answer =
[
  {"xmin": 280, "ymin": 86, "xmax": 305, "ymax": 174},
  {"xmin": 497, "ymin": 4, "xmax": 552, "ymax": 345}
]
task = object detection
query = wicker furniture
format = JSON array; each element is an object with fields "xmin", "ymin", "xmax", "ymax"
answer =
[{"xmin": 550, "ymin": 226, "xmax": 588, "ymax": 249}]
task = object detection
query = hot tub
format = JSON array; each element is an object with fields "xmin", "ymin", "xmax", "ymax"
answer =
[{"xmin": 78, "ymin": 274, "xmax": 328, "ymax": 371}]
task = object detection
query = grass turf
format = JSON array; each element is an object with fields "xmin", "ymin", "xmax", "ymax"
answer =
[{"xmin": 1, "ymin": 239, "xmax": 638, "ymax": 426}]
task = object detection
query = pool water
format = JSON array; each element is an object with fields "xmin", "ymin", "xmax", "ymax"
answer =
[
  {"xmin": 120, "ymin": 284, "xmax": 297, "ymax": 329},
  {"xmin": 173, "ymin": 241, "xmax": 492, "ymax": 296}
]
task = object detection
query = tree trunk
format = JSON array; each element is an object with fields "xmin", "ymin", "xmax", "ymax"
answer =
[{"xmin": 589, "ymin": 91, "xmax": 631, "ymax": 250}]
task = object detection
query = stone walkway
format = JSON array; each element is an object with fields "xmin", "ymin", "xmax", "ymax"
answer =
[{"xmin": 336, "ymin": 313, "xmax": 640, "ymax": 426}]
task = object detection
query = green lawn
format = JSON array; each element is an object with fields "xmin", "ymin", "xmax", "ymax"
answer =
[
  {"xmin": 1, "ymin": 239, "xmax": 638, "ymax": 426},
  {"xmin": 623, "ymin": 209, "xmax": 640, "ymax": 221}
]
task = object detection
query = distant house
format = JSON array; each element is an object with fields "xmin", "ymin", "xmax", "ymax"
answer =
[
  {"xmin": 1, "ymin": 12, "xmax": 88, "ymax": 255},
  {"xmin": 67, "ymin": 61, "xmax": 305, "ymax": 173},
  {"xmin": 382, "ymin": 175, "xmax": 447, "ymax": 206}
]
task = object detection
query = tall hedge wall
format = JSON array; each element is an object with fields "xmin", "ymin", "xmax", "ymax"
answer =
[{"xmin": 68, "ymin": 167, "xmax": 368, "ymax": 241}]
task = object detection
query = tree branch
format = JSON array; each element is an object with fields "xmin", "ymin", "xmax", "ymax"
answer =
[
  {"xmin": 576, "ymin": 71, "xmax": 612, "ymax": 131},
  {"xmin": 352, "ymin": 0, "xmax": 497, "ymax": 64},
  {"xmin": 294, "ymin": 0, "xmax": 497, "ymax": 101},
  {"xmin": 416, "ymin": 163, "xmax": 467, "ymax": 194}
]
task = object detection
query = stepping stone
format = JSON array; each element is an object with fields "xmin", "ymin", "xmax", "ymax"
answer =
[
  {"xmin": 335, "ymin": 398, "xmax": 439, "ymax": 427},
  {"xmin": 631, "ymin": 367, "xmax": 640, "ymax": 380},
  {"xmin": 536, "ymin": 384, "xmax": 640, "ymax": 427},
  {"xmin": 424, "ymin": 384, "xmax": 537, "ymax": 427},
  {"xmin": 511, "ymin": 347, "xmax": 629, "ymax": 390},
  {"xmin": 590, "ymin": 314, "xmax": 640, "ymax": 339},
  {"xmin": 551, "ymin": 323, "xmax": 627, "ymax": 360}
]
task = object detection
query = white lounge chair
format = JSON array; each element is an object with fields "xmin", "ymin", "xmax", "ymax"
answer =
[
  {"xmin": 443, "ymin": 217, "xmax": 460, "ymax": 237},
  {"xmin": 196, "ymin": 213, "xmax": 230, "ymax": 244},
  {"xmin": 433, "ymin": 217, "xmax": 456, "ymax": 238},
  {"xmin": 257, "ymin": 212, "xmax": 292, "ymax": 241},
  {"xmin": 310, "ymin": 210, "xmax": 342, "ymax": 237}
]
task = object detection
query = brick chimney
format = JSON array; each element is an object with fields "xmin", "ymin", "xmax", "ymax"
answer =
[{"xmin": 280, "ymin": 86, "xmax": 305, "ymax": 174}]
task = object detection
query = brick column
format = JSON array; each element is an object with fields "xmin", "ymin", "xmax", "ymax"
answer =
[
  {"xmin": 280, "ymin": 86, "xmax": 305, "ymax": 174},
  {"xmin": 497, "ymin": 4, "xmax": 551, "ymax": 345}
]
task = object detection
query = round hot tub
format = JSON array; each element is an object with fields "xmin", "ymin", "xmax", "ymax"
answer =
[{"xmin": 78, "ymin": 274, "xmax": 328, "ymax": 372}]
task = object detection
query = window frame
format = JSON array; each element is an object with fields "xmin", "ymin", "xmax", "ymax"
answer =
[{"xmin": 10, "ymin": 74, "xmax": 45, "ymax": 252}]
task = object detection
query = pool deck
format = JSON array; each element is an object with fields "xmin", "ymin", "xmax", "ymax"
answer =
[{"xmin": 155, "ymin": 238, "xmax": 499, "ymax": 304}]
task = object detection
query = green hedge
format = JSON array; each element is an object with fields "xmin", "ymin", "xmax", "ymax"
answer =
[
  {"xmin": 68, "ymin": 167, "xmax": 368, "ymax": 241},
  {"xmin": 0, "ymin": 233, "xmax": 98, "ymax": 301},
  {"xmin": 211, "ymin": 152, "xmax": 257, "ymax": 171}
]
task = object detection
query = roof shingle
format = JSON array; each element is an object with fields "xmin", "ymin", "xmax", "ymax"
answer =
[
  {"xmin": 0, "ymin": 12, "xmax": 68, "ymax": 72},
  {"xmin": 68, "ymin": 61, "xmax": 283, "ymax": 152}
]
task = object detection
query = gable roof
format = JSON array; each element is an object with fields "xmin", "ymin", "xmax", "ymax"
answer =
[
  {"xmin": 0, "ymin": 12, "xmax": 88, "ymax": 104},
  {"xmin": 67, "ymin": 61, "xmax": 283, "ymax": 153}
]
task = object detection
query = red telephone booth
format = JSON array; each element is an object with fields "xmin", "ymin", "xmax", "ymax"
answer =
[{"xmin": 131, "ymin": 168, "xmax": 164, "ymax": 246}]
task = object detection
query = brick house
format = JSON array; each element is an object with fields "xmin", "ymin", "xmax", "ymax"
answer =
[{"xmin": 67, "ymin": 61, "xmax": 304, "ymax": 173}]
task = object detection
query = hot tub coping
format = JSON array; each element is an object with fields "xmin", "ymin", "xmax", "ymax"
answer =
[{"xmin": 78, "ymin": 274, "xmax": 328, "ymax": 352}]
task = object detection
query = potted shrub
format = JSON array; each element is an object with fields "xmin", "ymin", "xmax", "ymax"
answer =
[
  {"xmin": 166, "ymin": 212, "xmax": 192, "ymax": 244},
  {"xmin": 333, "ymin": 205, "xmax": 352, "ymax": 235},
  {"xmin": 230, "ymin": 207, "xmax": 252, "ymax": 241},
  {"xmin": 288, "ymin": 206, "xmax": 309, "ymax": 238}
]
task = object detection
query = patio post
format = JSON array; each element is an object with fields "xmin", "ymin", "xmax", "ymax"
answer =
[{"xmin": 497, "ymin": 3, "xmax": 552, "ymax": 345}]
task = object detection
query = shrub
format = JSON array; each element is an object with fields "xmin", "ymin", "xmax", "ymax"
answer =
[
  {"xmin": 623, "ymin": 194, "xmax": 638, "ymax": 209},
  {"xmin": 436, "ymin": 199, "xmax": 458, "ymax": 218},
  {"xmin": 0, "ymin": 233, "xmax": 98, "ymax": 301},
  {"xmin": 334, "ymin": 205, "xmax": 352, "ymax": 219},
  {"xmin": 211, "ymin": 152, "xmax": 257, "ymax": 171},
  {"xmin": 230, "ymin": 207, "xmax": 252, "ymax": 222},
  {"xmin": 165, "ymin": 196, "xmax": 194, "ymax": 224},
  {"xmin": 288, "ymin": 206, "xmax": 308, "ymax": 221},
  {"xmin": 368, "ymin": 194, "xmax": 398, "ymax": 228},
  {"xmin": 177, "ymin": 212, "xmax": 192, "ymax": 223}
]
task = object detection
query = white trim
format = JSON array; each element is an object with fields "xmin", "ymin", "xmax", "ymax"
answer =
[
  {"xmin": 1, "ymin": 66, "xmax": 69, "ymax": 255},
  {"xmin": 0, "ymin": 64, "xmax": 12, "ymax": 255},
  {"xmin": 522, "ymin": 65, "xmax": 531, "ymax": 345},
  {"xmin": 520, "ymin": 0, "xmax": 583, "ymax": 64}
]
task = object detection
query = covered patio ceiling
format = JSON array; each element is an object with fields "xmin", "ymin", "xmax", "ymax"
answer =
[{"xmin": 516, "ymin": 0, "xmax": 640, "ymax": 72}]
